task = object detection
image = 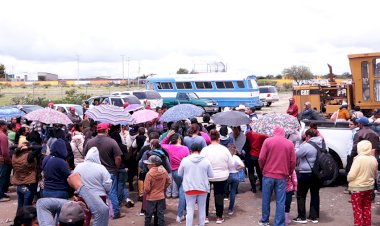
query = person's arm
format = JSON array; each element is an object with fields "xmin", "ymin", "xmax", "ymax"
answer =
[
  {"xmin": 290, "ymin": 148, "xmax": 296, "ymax": 175},
  {"xmin": 206, "ymin": 160, "xmax": 214, "ymax": 178},
  {"xmin": 114, "ymin": 156, "xmax": 121, "ymax": 170},
  {"xmin": 178, "ymin": 161, "xmax": 184, "ymax": 177},
  {"xmin": 165, "ymin": 171, "xmax": 171, "ymax": 189},
  {"xmin": 258, "ymin": 141, "xmax": 268, "ymax": 169},
  {"xmin": 0, "ymin": 135, "xmax": 9, "ymax": 163},
  {"xmin": 68, "ymin": 173, "xmax": 109, "ymax": 226},
  {"xmin": 102, "ymin": 168, "xmax": 113, "ymax": 193},
  {"xmin": 347, "ymin": 158, "xmax": 359, "ymax": 182},
  {"xmin": 36, "ymin": 198, "xmax": 68, "ymax": 226},
  {"xmin": 144, "ymin": 173, "xmax": 152, "ymax": 194},
  {"xmin": 113, "ymin": 140, "xmax": 122, "ymax": 169}
]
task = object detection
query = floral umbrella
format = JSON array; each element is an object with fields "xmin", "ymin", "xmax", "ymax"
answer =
[
  {"xmin": 23, "ymin": 108, "xmax": 72, "ymax": 125},
  {"xmin": 131, "ymin": 109, "xmax": 159, "ymax": 124},
  {"xmin": 250, "ymin": 113, "xmax": 300, "ymax": 136},
  {"xmin": 160, "ymin": 104, "xmax": 204, "ymax": 122}
]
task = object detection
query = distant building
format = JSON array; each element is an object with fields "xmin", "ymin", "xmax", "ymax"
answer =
[{"xmin": 37, "ymin": 72, "xmax": 58, "ymax": 81}]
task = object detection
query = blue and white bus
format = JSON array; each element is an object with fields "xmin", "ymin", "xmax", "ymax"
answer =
[{"xmin": 146, "ymin": 73, "xmax": 263, "ymax": 110}]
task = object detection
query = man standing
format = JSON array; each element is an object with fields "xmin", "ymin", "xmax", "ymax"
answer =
[
  {"xmin": 258, "ymin": 127, "xmax": 296, "ymax": 226},
  {"xmin": 0, "ymin": 120, "xmax": 10, "ymax": 202},
  {"xmin": 67, "ymin": 107, "xmax": 81, "ymax": 124},
  {"xmin": 84, "ymin": 123, "xmax": 124, "ymax": 219},
  {"xmin": 286, "ymin": 97, "xmax": 298, "ymax": 118}
]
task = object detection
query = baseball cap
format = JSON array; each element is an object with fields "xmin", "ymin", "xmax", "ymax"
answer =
[
  {"xmin": 59, "ymin": 201, "xmax": 85, "ymax": 224},
  {"xmin": 356, "ymin": 117, "xmax": 369, "ymax": 126},
  {"xmin": 143, "ymin": 155, "xmax": 162, "ymax": 165},
  {"xmin": 96, "ymin": 123, "xmax": 110, "ymax": 131}
]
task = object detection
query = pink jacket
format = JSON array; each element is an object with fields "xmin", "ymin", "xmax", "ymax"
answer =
[
  {"xmin": 200, "ymin": 132, "xmax": 211, "ymax": 145},
  {"xmin": 161, "ymin": 136, "xmax": 190, "ymax": 170},
  {"xmin": 286, "ymin": 170, "xmax": 298, "ymax": 192}
]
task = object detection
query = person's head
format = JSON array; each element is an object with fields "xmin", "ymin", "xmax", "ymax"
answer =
[
  {"xmin": 161, "ymin": 104, "xmax": 168, "ymax": 113},
  {"xmin": 93, "ymin": 99, "xmax": 99, "ymax": 106},
  {"xmin": 169, "ymin": 133, "xmax": 181, "ymax": 145},
  {"xmin": 202, "ymin": 114, "xmax": 211, "ymax": 123},
  {"xmin": 236, "ymin": 104, "xmax": 246, "ymax": 112},
  {"xmin": 309, "ymin": 122, "xmax": 318, "ymax": 130},
  {"xmin": 209, "ymin": 129, "xmax": 220, "ymax": 142},
  {"xmin": 189, "ymin": 124, "xmax": 200, "ymax": 136},
  {"xmin": 11, "ymin": 117, "xmax": 18, "ymax": 124},
  {"xmin": 69, "ymin": 106, "xmax": 76, "ymax": 114},
  {"xmin": 138, "ymin": 127, "xmax": 146, "ymax": 136},
  {"xmin": 232, "ymin": 126, "xmax": 241, "ymax": 137},
  {"xmin": 8, "ymin": 123, "xmax": 17, "ymax": 132},
  {"xmin": 150, "ymin": 139, "xmax": 160, "ymax": 150},
  {"xmin": 84, "ymin": 101, "xmax": 89, "ymax": 107},
  {"xmin": 57, "ymin": 107, "xmax": 66, "ymax": 113},
  {"xmin": 289, "ymin": 97, "xmax": 295, "ymax": 105},
  {"xmin": 246, "ymin": 107, "xmax": 256, "ymax": 115},
  {"xmin": 96, "ymin": 123, "xmax": 110, "ymax": 135},
  {"xmin": 58, "ymin": 201, "xmax": 85, "ymax": 226},
  {"xmin": 357, "ymin": 140, "xmax": 373, "ymax": 156},
  {"xmin": 356, "ymin": 117, "xmax": 369, "ymax": 128},
  {"xmin": 143, "ymin": 155, "xmax": 162, "ymax": 169},
  {"xmin": 304, "ymin": 102, "xmax": 311, "ymax": 110},
  {"xmin": 354, "ymin": 106, "xmax": 361, "ymax": 112},
  {"xmin": 148, "ymin": 131, "xmax": 160, "ymax": 141},
  {"xmin": 227, "ymin": 143, "xmax": 237, "ymax": 156},
  {"xmin": 219, "ymin": 125, "xmax": 228, "ymax": 137},
  {"xmin": 156, "ymin": 107, "xmax": 162, "ymax": 115},
  {"xmin": 190, "ymin": 143, "xmax": 202, "ymax": 154},
  {"xmin": 304, "ymin": 128, "xmax": 318, "ymax": 141},
  {"xmin": 12, "ymin": 206, "xmax": 38, "ymax": 226},
  {"xmin": 190, "ymin": 118, "xmax": 198, "ymax": 125},
  {"xmin": 348, "ymin": 119, "xmax": 358, "ymax": 129}
]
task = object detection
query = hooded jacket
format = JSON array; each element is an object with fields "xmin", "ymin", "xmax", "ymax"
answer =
[
  {"xmin": 144, "ymin": 165, "xmax": 171, "ymax": 201},
  {"xmin": 178, "ymin": 154, "xmax": 214, "ymax": 193},
  {"xmin": 295, "ymin": 136, "xmax": 321, "ymax": 173},
  {"xmin": 42, "ymin": 139, "xmax": 71, "ymax": 191},
  {"xmin": 348, "ymin": 140, "xmax": 378, "ymax": 192},
  {"xmin": 287, "ymin": 98, "xmax": 298, "ymax": 117},
  {"xmin": 74, "ymin": 147, "xmax": 112, "ymax": 196},
  {"xmin": 259, "ymin": 127, "xmax": 296, "ymax": 179}
]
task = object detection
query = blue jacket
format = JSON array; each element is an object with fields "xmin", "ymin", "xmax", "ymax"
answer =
[{"xmin": 42, "ymin": 139, "xmax": 71, "ymax": 191}]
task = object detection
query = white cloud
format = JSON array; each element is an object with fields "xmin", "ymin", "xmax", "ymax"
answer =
[{"xmin": 1, "ymin": 0, "xmax": 380, "ymax": 78}]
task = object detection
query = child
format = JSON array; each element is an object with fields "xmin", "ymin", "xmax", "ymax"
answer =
[
  {"xmin": 347, "ymin": 140, "xmax": 378, "ymax": 226},
  {"xmin": 143, "ymin": 154, "xmax": 171, "ymax": 226},
  {"xmin": 285, "ymin": 170, "xmax": 297, "ymax": 225},
  {"xmin": 226, "ymin": 144, "xmax": 245, "ymax": 215}
]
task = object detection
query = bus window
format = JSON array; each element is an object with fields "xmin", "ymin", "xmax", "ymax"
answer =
[
  {"xmin": 236, "ymin": 81, "xmax": 245, "ymax": 88},
  {"xmin": 373, "ymin": 59, "xmax": 380, "ymax": 77},
  {"xmin": 157, "ymin": 82, "xmax": 173, "ymax": 90},
  {"xmin": 195, "ymin": 81, "xmax": 213, "ymax": 89},
  {"xmin": 176, "ymin": 82, "xmax": 192, "ymax": 89},
  {"xmin": 375, "ymin": 80, "xmax": 380, "ymax": 102},
  {"xmin": 216, "ymin": 81, "xmax": 233, "ymax": 89},
  {"xmin": 361, "ymin": 61, "xmax": 370, "ymax": 101}
]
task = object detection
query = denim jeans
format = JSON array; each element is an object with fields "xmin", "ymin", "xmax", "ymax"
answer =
[
  {"xmin": 185, "ymin": 193, "xmax": 207, "ymax": 226},
  {"xmin": 260, "ymin": 176, "xmax": 286, "ymax": 225},
  {"xmin": 117, "ymin": 169, "xmax": 129, "ymax": 205},
  {"xmin": 42, "ymin": 189, "xmax": 69, "ymax": 199},
  {"xmin": 109, "ymin": 174, "xmax": 121, "ymax": 216},
  {"xmin": 227, "ymin": 173, "xmax": 239, "ymax": 211},
  {"xmin": 145, "ymin": 199, "xmax": 166, "ymax": 226},
  {"xmin": 172, "ymin": 169, "xmax": 186, "ymax": 218},
  {"xmin": 166, "ymin": 173, "xmax": 179, "ymax": 197},
  {"xmin": 0, "ymin": 164, "xmax": 11, "ymax": 198},
  {"xmin": 17, "ymin": 184, "xmax": 37, "ymax": 209},
  {"xmin": 206, "ymin": 180, "xmax": 227, "ymax": 218}
]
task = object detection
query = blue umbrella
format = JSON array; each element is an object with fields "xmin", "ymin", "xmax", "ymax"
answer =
[
  {"xmin": 160, "ymin": 104, "xmax": 204, "ymax": 122},
  {"xmin": 0, "ymin": 107, "xmax": 25, "ymax": 121}
]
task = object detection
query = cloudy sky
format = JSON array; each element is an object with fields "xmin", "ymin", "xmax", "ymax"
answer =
[{"xmin": 0, "ymin": 0, "xmax": 379, "ymax": 79}]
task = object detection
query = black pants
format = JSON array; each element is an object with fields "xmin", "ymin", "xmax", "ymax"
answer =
[
  {"xmin": 296, "ymin": 173, "xmax": 320, "ymax": 219},
  {"xmin": 145, "ymin": 199, "xmax": 165, "ymax": 226},
  {"xmin": 285, "ymin": 191, "xmax": 294, "ymax": 213},
  {"xmin": 246, "ymin": 155, "xmax": 262, "ymax": 190},
  {"xmin": 206, "ymin": 180, "xmax": 227, "ymax": 218}
]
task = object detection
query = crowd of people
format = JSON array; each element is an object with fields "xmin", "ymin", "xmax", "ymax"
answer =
[{"xmin": 0, "ymin": 98, "xmax": 379, "ymax": 226}]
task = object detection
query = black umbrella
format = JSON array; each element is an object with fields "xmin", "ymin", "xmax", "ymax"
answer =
[{"xmin": 211, "ymin": 111, "xmax": 251, "ymax": 127}]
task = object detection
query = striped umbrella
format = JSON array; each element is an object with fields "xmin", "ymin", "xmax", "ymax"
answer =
[
  {"xmin": 23, "ymin": 108, "xmax": 72, "ymax": 125},
  {"xmin": 131, "ymin": 109, "xmax": 159, "ymax": 124},
  {"xmin": 160, "ymin": 104, "xmax": 204, "ymax": 122},
  {"xmin": 85, "ymin": 105, "xmax": 136, "ymax": 125}
]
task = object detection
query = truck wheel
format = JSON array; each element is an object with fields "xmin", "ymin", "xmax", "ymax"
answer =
[{"xmin": 266, "ymin": 102, "xmax": 272, "ymax": 107}]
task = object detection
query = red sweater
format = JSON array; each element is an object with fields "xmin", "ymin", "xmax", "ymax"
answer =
[
  {"xmin": 245, "ymin": 131, "xmax": 269, "ymax": 157},
  {"xmin": 259, "ymin": 127, "xmax": 296, "ymax": 179}
]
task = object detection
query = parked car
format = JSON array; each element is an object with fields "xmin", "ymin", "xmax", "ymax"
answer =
[
  {"xmin": 54, "ymin": 104, "xmax": 84, "ymax": 119},
  {"xmin": 111, "ymin": 90, "xmax": 163, "ymax": 109},
  {"xmin": 9, "ymin": 105, "xmax": 44, "ymax": 114},
  {"xmin": 163, "ymin": 92, "xmax": 219, "ymax": 114},
  {"xmin": 86, "ymin": 94, "xmax": 143, "ymax": 108},
  {"xmin": 259, "ymin": 85, "xmax": 279, "ymax": 107}
]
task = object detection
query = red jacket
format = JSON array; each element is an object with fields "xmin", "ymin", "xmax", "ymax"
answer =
[
  {"xmin": 287, "ymin": 98, "xmax": 299, "ymax": 118},
  {"xmin": 245, "ymin": 131, "xmax": 269, "ymax": 157},
  {"xmin": 259, "ymin": 127, "xmax": 296, "ymax": 179}
]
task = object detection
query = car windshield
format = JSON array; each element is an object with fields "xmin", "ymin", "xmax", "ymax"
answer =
[
  {"xmin": 132, "ymin": 92, "xmax": 146, "ymax": 99},
  {"xmin": 73, "ymin": 106, "xmax": 83, "ymax": 115},
  {"xmin": 123, "ymin": 96, "xmax": 141, "ymax": 104},
  {"xmin": 21, "ymin": 105, "xmax": 43, "ymax": 113},
  {"xmin": 260, "ymin": 87, "xmax": 277, "ymax": 93},
  {"xmin": 188, "ymin": 92, "xmax": 199, "ymax": 99},
  {"xmin": 145, "ymin": 91, "xmax": 161, "ymax": 99}
]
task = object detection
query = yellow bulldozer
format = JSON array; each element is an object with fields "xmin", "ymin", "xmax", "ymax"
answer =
[{"xmin": 293, "ymin": 52, "xmax": 380, "ymax": 116}]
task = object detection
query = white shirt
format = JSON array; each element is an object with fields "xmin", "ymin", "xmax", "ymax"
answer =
[{"xmin": 229, "ymin": 155, "xmax": 244, "ymax": 173}]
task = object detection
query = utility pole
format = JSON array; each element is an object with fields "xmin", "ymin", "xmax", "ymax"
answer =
[
  {"xmin": 127, "ymin": 57, "xmax": 130, "ymax": 88},
  {"xmin": 76, "ymin": 55, "xmax": 80, "ymax": 81},
  {"xmin": 121, "ymin": 55, "xmax": 125, "ymax": 82}
]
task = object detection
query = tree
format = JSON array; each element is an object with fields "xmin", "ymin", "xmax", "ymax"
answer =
[
  {"xmin": 0, "ymin": 64, "xmax": 6, "ymax": 79},
  {"xmin": 341, "ymin": 72, "xmax": 352, "ymax": 78},
  {"xmin": 275, "ymin": 74, "xmax": 283, "ymax": 79},
  {"xmin": 176, "ymin": 68, "xmax": 189, "ymax": 74},
  {"xmin": 282, "ymin": 65, "xmax": 313, "ymax": 85}
]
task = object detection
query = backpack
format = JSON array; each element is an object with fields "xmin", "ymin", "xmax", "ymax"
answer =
[
  {"xmin": 146, "ymin": 149, "xmax": 171, "ymax": 174},
  {"xmin": 306, "ymin": 141, "xmax": 339, "ymax": 186}
]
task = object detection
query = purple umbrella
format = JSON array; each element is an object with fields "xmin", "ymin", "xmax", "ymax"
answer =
[{"xmin": 124, "ymin": 104, "xmax": 143, "ymax": 112}]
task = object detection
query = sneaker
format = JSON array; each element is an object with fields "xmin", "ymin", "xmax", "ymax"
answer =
[
  {"xmin": 293, "ymin": 217, "xmax": 307, "ymax": 224},
  {"xmin": 216, "ymin": 218, "xmax": 224, "ymax": 224},
  {"xmin": 224, "ymin": 198, "xmax": 229, "ymax": 201},
  {"xmin": 113, "ymin": 213, "xmax": 126, "ymax": 219},
  {"xmin": 139, "ymin": 211, "xmax": 145, "ymax": 216},
  {"xmin": 227, "ymin": 210, "xmax": 234, "ymax": 215},
  {"xmin": 257, "ymin": 220, "xmax": 270, "ymax": 226},
  {"xmin": 205, "ymin": 217, "xmax": 210, "ymax": 224},
  {"xmin": 307, "ymin": 218, "xmax": 319, "ymax": 224},
  {"xmin": 251, "ymin": 187, "xmax": 257, "ymax": 193},
  {"xmin": 176, "ymin": 215, "xmax": 185, "ymax": 223},
  {"xmin": 0, "ymin": 197, "xmax": 10, "ymax": 202}
]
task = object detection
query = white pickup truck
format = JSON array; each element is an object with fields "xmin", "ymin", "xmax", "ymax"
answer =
[{"xmin": 300, "ymin": 121, "xmax": 353, "ymax": 170}]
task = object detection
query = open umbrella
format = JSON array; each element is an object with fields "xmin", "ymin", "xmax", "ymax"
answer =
[
  {"xmin": 23, "ymin": 108, "xmax": 72, "ymax": 125},
  {"xmin": 0, "ymin": 107, "xmax": 25, "ymax": 121},
  {"xmin": 250, "ymin": 113, "xmax": 300, "ymax": 136},
  {"xmin": 131, "ymin": 109, "xmax": 159, "ymax": 124},
  {"xmin": 124, "ymin": 104, "xmax": 144, "ymax": 112},
  {"xmin": 211, "ymin": 111, "xmax": 251, "ymax": 127},
  {"xmin": 85, "ymin": 105, "xmax": 136, "ymax": 125},
  {"xmin": 160, "ymin": 104, "xmax": 204, "ymax": 122}
]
